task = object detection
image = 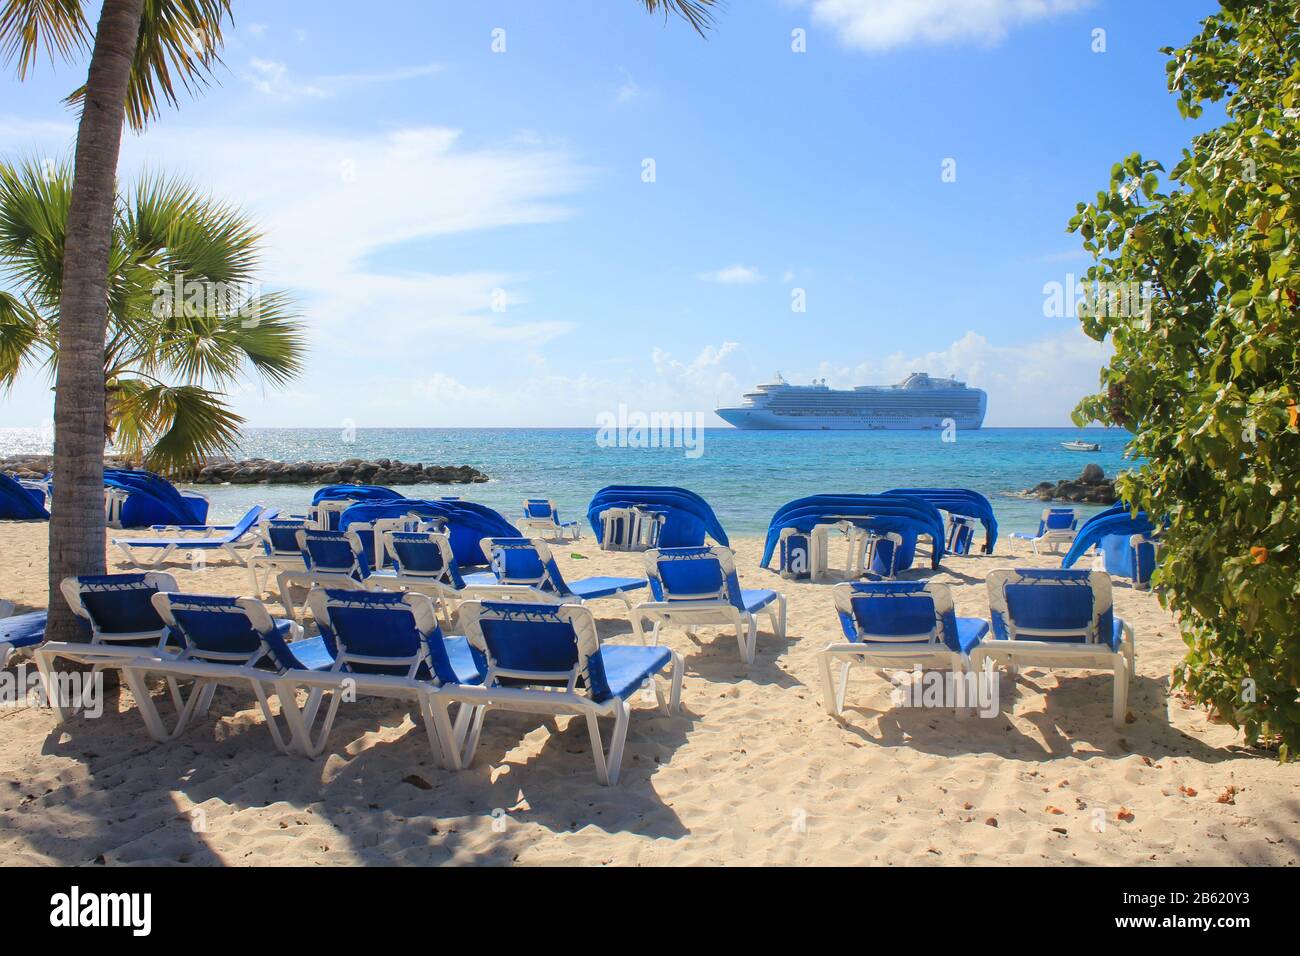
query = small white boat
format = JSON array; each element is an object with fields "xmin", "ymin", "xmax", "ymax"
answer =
[{"xmin": 1061, "ymin": 440, "xmax": 1100, "ymax": 452}]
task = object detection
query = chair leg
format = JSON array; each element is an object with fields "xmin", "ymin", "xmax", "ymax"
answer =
[
  {"xmin": 819, "ymin": 651, "xmax": 839, "ymax": 716},
  {"xmin": 586, "ymin": 701, "xmax": 630, "ymax": 786},
  {"xmin": 32, "ymin": 650, "xmax": 68, "ymax": 723},
  {"xmin": 419, "ymin": 693, "xmax": 460, "ymax": 769},
  {"xmin": 122, "ymin": 668, "xmax": 211, "ymax": 743},
  {"xmin": 663, "ymin": 650, "xmax": 684, "ymax": 714},
  {"xmin": 459, "ymin": 703, "xmax": 488, "ymax": 769},
  {"xmin": 1112, "ymin": 659, "xmax": 1130, "ymax": 729},
  {"xmin": 248, "ymin": 680, "xmax": 295, "ymax": 754}
]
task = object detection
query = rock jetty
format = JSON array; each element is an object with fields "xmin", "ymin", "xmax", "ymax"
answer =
[
  {"xmin": 1024, "ymin": 462, "xmax": 1117, "ymax": 504},
  {"xmin": 1, "ymin": 455, "xmax": 488, "ymax": 486}
]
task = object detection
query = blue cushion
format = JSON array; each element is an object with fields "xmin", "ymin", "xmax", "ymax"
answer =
[
  {"xmin": 461, "ymin": 570, "xmax": 498, "ymax": 587},
  {"xmin": 0, "ymin": 611, "xmax": 46, "ymax": 650},
  {"xmin": 586, "ymin": 644, "xmax": 672, "ymax": 703},
  {"xmin": 274, "ymin": 634, "xmax": 336, "ymax": 671},
  {"xmin": 954, "ymin": 617, "xmax": 990, "ymax": 654},
  {"xmin": 739, "ymin": 588, "xmax": 778, "ymax": 613},
  {"xmin": 567, "ymin": 576, "xmax": 646, "ymax": 601},
  {"xmin": 442, "ymin": 635, "xmax": 486, "ymax": 686}
]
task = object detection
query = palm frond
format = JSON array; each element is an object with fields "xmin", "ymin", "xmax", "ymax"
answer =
[
  {"xmin": 0, "ymin": 289, "xmax": 45, "ymax": 387},
  {"xmin": 65, "ymin": 0, "xmax": 234, "ymax": 130},
  {"xmin": 639, "ymin": 0, "xmax": 719, "ymax": 35},
  {"xmin": 0, "ymin": 0, "xmax": 90, "ymax": 78},
  {"xmin": 110, "ymin": 378, "xmax": 243, "ymax": 472},
  {"xmin": 0, "ymin": 156, "xmax": 73, "ymax": 310}
]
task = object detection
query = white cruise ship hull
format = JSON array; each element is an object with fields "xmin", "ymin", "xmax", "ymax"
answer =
[{"xmin": 715, "ymin": 408, "xmax": 986, "ymax": 430}]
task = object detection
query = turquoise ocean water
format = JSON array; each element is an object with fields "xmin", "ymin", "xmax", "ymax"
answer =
[{"xmin": 153, "ymin": 426, "xmax": 1134, "ymax": 536}]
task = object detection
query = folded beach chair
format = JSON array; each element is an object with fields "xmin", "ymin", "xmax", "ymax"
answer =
[
  {"xmin": 268, "ymin": 589, "xmax": 485, "ymax": 763},
  {"xmin": 480, "ymin": 537, "xmax": 647, "ymax": 607},
  {"xmin": 519, "ymin": 499, "xmax": 581, "ymax": 541},
  {"xmin": 111, "ymin": 505, "xmax": 266, "ymax": 568},
  {"xmin": 119, "ymin": 593, "xmax": 331, "ymax": 751},
  {"xmin": 972, "ymin": 568, "xmax": 1135, "ymax": 728},
  {"xmin": 247, "ymin": 518, "xmax": 311, "ymax": 595},
  {"xmin": 1009, "ymin": 507, "xmax": 1078, "ymax": 555},
  {"xmin": 33, "ymin": 572, "xmax": 180, "ymax": 722},
  {"xmin": 454, "ymin": 600, "xmax": 683, "ymax": 785},
  {"xmin": 631, "ymin": 546, "xmax": 786, "ymax": 665},
  {"xmin": 0, "ymin": 607, "xmax": 46, "ymax": 669},
  {"xmin": 820, "ymin": 581, "xmax": 988, "ymax": 716}
]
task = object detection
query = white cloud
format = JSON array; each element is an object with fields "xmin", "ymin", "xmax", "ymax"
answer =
[
  {"xmin": 796, "ymin": 0, "xmax": 1092, "ymax": 52},
  {"xmin": 807, "ymin": 327, "xmax": 1110, "ymax": 425},
  {"xmin": 247, "ymin": 23, "xmax": 268, "ymax": 37},
  {"xmin": 240, "ymin": 58, "xmax": 445, "ymax": 101},
  {"xmin": 698, "ymin": 264, "xmax": 765, "ymax": 284}
]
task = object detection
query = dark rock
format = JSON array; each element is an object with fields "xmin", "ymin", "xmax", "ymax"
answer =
[{"xmin": 1080, "ymin": 463, "xmax": 1105, "ymax": 483}]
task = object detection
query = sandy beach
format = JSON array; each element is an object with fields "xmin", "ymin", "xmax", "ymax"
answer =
[{"xmin": 0, "ymin": 519, "xmax": 1294, "ymax": 867}]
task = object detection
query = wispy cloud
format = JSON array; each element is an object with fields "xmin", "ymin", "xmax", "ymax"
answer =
[
  {"xmin": 796, "ymin": 0, "xmax": 1092, "ymax": 52},
  {"xmin": 698, "ymin": 264, "xmax": 765, "ymax": 284},
  {"xmin": 241, "ymin": 58, "xmax": 445, "ymax": 101}
]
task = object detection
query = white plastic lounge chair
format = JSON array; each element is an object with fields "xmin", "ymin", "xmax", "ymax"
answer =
[
  {"xmin": 1009, "ymin": 507, "xmax": 1079, "ymax": 555},
  {"xmin": 370, "ymin": 530, "xmax": 526, "ymax": 623},
  {"xmin": 33, "ymin": 573, "xmax": 181, "ymax": 722},
  {"xmin": 972, "ymin": 568, "xmax": 1135, "ymax": 728},
  {"xmin": 111, "ymin": 505, "xmax": 266, "ymax": 568},
  {"xmin": 480, "ymin": 537, "xmax": 647, "ymax": 608},
  {"xmin": 454, "ymin": 600, "xmax": 683, "ymax": 785},
  {"xmin": 274, "ymin": 529, "xmax": 374, "ymax": 621},
  {"xmin": 820, "ymin": 581, "xmax": 988, "ymax": 716},
  {"xmin": 119, "ymin": 593, "xmax": 330, "ymax": 751},
  {"xmin": 268, "ymin": 588, "xmax": 485, "ymax": 763},
  {"xmin": 247, "ymin": 518, "xmax": 310, "ymax": 595},
  {"xmin": 631, "ymin": 546, "xmax": 786, "ymax": 665},
  {"xmin": 519, "ymin": 499, "xmax": 581, "ymax": 541}
]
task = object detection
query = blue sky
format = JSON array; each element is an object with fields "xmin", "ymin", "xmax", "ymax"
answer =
[{"xmin": 0, "ymin": 0, "xmax": 1218, "ymax": 428}]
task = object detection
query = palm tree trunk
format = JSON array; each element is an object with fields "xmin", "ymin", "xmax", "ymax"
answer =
[{"xmin": 45, "ymin": 0, "xmax": 146, "ymax": 643}]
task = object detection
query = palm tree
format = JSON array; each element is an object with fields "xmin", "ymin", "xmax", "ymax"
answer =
[
  {"xmin": 1, "ymin": 0, "xmax": 233, "ymax": 640},
  {"xmin": 0, "ymin": 0, "xmax": 716, "ymax": 644},
  {"xmin": 0, "ymin": 158, "xmax": 304, "ymax": 472}
]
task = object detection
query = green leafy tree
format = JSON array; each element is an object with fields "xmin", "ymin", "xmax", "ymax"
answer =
[
  {"xmin": 1069, "ymin": 0, "xmax": 1299, "ymax": 756},
  {"xmin": 0, "ymin": 158, "xmax": 304, "ymax": 472}
]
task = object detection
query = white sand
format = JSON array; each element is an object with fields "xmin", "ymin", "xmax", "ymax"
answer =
[{"xmin": 0, "ymin": 520, "xmax": 1295, "ymax": 866}]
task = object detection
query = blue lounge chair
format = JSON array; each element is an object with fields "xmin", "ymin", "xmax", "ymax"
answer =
[
  {"xmin": 455, "ymin": 600, "xmax": 683, "ymax": 785},
  {"xmin": 372, "ymin": 531, "xmax": 524, "ymax": 623},
  {"xmin": 1010, "ymin": 507, "xmax": 1079, "ymax": 555},
  {"xmin": 269, "ymin": 589, "xmax": 485, "ymax": 762},
  {"xmin": 0, "ymin": 605, "xmax": 46, "ymax": 669},
  {"xmin": 519, "ymin": 499, "xmax": 581, "ymax": 541},
  {"xmin": 480, "ymin": 537, "xmax": 647, "ymax": 607},
  {"xmin": 821, "ymin": 581, "xmax": 988, "ymax": 716},
  {"xmin": 111, "ymin": 505, "xmax": 267, "ymax": 568},
  {"xmin": 247, "ymin": 518, "xmax": 311, "ymax": 595},
  {"xmin": 973, "ymin": 568, "xmax": 1135, "ymax": 728},
  {"xmin": 34, "ymin": 573, "xmax": 180, "ymax": 722},
  {"xmin": 631, "ymin": 546, "xmax": 786, "ymax": 665},
  {"xmin": 119, "ymin": 593, "xmax": 330, "ymax": 751}
]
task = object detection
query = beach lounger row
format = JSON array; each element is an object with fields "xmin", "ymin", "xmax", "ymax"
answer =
[{"xmin": 821, "ymin": 568, "xmax": 1135, "ymax": 727}]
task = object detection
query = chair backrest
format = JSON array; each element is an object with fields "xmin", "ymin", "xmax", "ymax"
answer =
[
  {"xmin": 986, "ymin": 568, "xmax": 1112, "ymax": 644},
  {"xmin": 459, "ymin": 600, "xmax": 615, "ymax": 700},
  {"xmin": 831, "ymin": 581, "xmax": 957, "ymax": 648},
  {"xmin": 1040, "ymin": 508, "xmax": 1078, "ymax": 534},
  {"xmin": 306, "ymin": 588, "xmax": 461, "ymax": 682},
  {"xmin": 261, "ymin": 519, "xmax": 310, "ymax": 557},
  {"xmin": 523, "ymin": 499, "xmax": 558, "ymax": 521},
  {"xmin": 383, "ymin": 531, "xmax": 465, "ymax": 587},
  {"xmin": 644, "ymin": 546, "xmax": 743, "ymax": 611},
  {"xmin": 152, "ymin": 593, "xmax": 288, "ymax": 665},
  {"xmin": 61, "ymin": 572, "xmax": 178, "ymax": 641},
  {"xmin": 296, "ymin": 530, "xmax": 371, "ymax": 579},
  {"xmin": 480, "ymin": 537, "xmax": 571, "ymax": 596},
  {"xmin": 227, "ymin": 505, "xmax": 265, "ymax": 540}
]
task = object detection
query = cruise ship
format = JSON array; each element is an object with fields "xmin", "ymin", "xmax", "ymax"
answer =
[{"xmin": 715, "ymin": 372, "xmax": 987, "ymax": 430}]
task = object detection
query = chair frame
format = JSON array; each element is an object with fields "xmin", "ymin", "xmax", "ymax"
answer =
[{"xmin": 519, "ymin": 499, "xmax": 581, "ymax": 541}]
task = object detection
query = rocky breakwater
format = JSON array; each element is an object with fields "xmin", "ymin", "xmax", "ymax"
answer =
[
  {"xmin": 1, "ymin": 455, "xmax": 489, "ymax": 487},
  {"xmin": 191, "ymin": 458, "xmax": 489, "ymax": 486},
  {"xmin": 1024, "ymin": 463, "xmax": 1118, "ymax": 504}
]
